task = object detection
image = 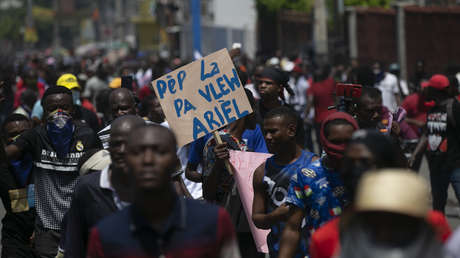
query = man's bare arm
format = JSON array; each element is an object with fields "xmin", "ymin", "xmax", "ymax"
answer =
[
  {"xmin": 278, "ymin": 206, "xmax": 305, "ymax": 258},
  {"xmin": 252, "ymin": 163, "xmax": 290, "ymax": 229}
]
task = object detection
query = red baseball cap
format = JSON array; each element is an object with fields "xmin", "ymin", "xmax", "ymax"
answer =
[{"xmin": 426, "ymin": 74, "xmax": 449, "ymax": 90}]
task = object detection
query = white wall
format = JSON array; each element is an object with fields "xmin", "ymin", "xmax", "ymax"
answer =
[{"xmin": 212, "ymin": 0, "xmax": 257, "ymax": 58}]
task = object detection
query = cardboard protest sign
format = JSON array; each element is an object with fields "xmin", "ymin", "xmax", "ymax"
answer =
[
  {"xmin": 229, "ymin": 150, "xmax": 273, "ymax": 253},
  {"xmin": 151, "ymin": 49, "xmax": 253, "ymax": 147}
]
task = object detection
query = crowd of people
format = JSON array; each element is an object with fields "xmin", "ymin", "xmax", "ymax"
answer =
[{"xmin": 0, "ymin": 48, "xmax": 459, "ymax": 258}]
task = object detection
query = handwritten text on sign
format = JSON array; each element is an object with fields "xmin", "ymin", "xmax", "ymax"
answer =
[{"xmin": 152, "ymin": 49, "xmax": 253, "ymax": 147}]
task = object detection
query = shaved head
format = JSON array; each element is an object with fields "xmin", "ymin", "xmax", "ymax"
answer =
[
  {"xmin": 109, "ymin": 88, "xmax": 137, "ymax": 119},
  {"xmin": 126, "ymin": 124, "xmax": 177, "ymax": 151},
  {"xmin": 109, "ymin": 115, "xmax": 145, "ymax": 166},
  {"xmin": 111, "ymin": 115, "xmax": 145, "ymax": 136}
]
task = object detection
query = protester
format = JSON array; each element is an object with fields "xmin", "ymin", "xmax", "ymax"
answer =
[
  {"xmin": 401, "ymin": 82, "xmax": 429, "ymax": 135},
  {"xmin": 350, "ymin": 86, "xmax": 406, "ymax": 142},
  {"xmin": 287, "ymin": 63, "xmax": 314, "ymax": 150},
  {"xmin": 410, "ymin": 60, "xmax": 429, "ymax": 94},
  {"xmin": 411, "ymin": 74, "xmax": 460, "ymax": 213},
  {"xmin": 309, "ymin": 130, "xmax": 451, "ymax": 258},
  {"xmin": 401, "ymin": 82, "xmax": 430, "ymax": 170},
  {"xmin": 304, "ymin": 65, "xmax": 336, "ymax": 152},
  {"xmin": 63, "ymin": 115, "xmax": 145, "ymax": 257},
  {"xmin": 339, "ymin": 170, "xmax": 446, "ymax": 258},
  {"xmin": 185, "ymin": 89, "xmax": 266, "ymax": 258},
  {"xmin": 373, "ymin": 61, "xmax": 402, "ymax": 113},
  {"xmin": 97, "ymin": 88, "xmax": 137, "ymax": 149},
  {"xmin": 31, "ymin": 73, "xmax": 100, "ymax": 132},
  {"xmin": 256, "ymin": 66, "xmax": 305, "ymax": 147},
  {"xmin": 14, "ymin": 89, "xmax": 37, "ymax": 118},
  {"xmin": 87, "ymin": 125, "xmax": 241, "ymax": 258},
  {"xmin": 0, "ymin": 114, "xmax": 37, "ymax": 257},
  {"xmin": 2, "ymin": 86, "xmax": 100, "ymax": 258},
  {"xmin": 389, "ymin": 63, "xmax": 410, "ymax": 98},
  {"xmin": 278, "ymin": 112, "xmax": 359, "ymax": 257},
  {"xmin": 55, "ymin": 148, "xmax": 110, "ymax": 258},
  {"xmin": 138, "ymin": 95, "xmax": 165, "ymax": 123},
  {"xmin": 351, "ymin": 87, "xmax": 385, "ymax": 129},
  {"xmin": 252, "ymin": 106, "xmax": 318, "ymax": 258},
  {"xmin": 83, "ymin": 68, "xmax": 108, "ymax": 104}
]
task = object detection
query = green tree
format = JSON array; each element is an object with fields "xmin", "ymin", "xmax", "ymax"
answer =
[
  {"xmin": 257, "ymin": 0, "xmax": 312, "ymax": 12},
  {"xmin": 345, "ymin": 0, "xmax": 392, "ymax": 7},
  {"xmin": 0, "ymin": 7, "xmax": 27, "ymax": 41}
]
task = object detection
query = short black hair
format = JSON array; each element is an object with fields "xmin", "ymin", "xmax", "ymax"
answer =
[
  {"xmin": 354, "ymin": 86, "xmax": 382, "ymax": 107},
  {"xmin": 361, "ymin": 86, "xmax": 381, "ymax": 100},
  {"xmin": 324, "ymin": 119, "xmax": 354, "ymax": 138},
  {"xmin": 41, "ymin": 86, "xmax": 73, "ymax": 106},
  {"xmin": 265, "ymin": 106, "xmax": 298, "ymax": 127},
  {"xmin": 2, "ymin": 113, "xmax": 30, "ymax": 139}
]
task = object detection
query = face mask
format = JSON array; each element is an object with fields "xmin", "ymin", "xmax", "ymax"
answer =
[
  {"xmin": 72, "ymin": 90, "xmax": 81, "ymax": 106},
  {"xmin": 325, "ymin": 146, "xmax": 346, "ymax": 160},
  {"xmin": 320, "ymin": 112, "xmax": 359, "ymax": 162},
  {"xmin": 46, "ymin": 109, "xmax": 74, "ymax": 158}
]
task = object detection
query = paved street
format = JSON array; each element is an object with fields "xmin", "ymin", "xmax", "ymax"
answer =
[{"xmin": 418, "ymin": 157, "xmax": 460, "ymax": 230}]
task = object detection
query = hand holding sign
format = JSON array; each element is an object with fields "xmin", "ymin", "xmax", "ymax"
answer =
[{"xmin": 151, "ymin": 49, "xmax": 253, "ymax": 147}]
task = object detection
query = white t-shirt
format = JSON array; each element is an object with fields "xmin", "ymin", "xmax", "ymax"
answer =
[
  {"xmin": 178, "ymin": 145, "xmax": 203, "ymax": 199},
  {"xmin": 376, "ymin": 73, "xmax": 400, "ymax": 113}
]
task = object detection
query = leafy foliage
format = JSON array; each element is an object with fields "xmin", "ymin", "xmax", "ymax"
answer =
[
  {"xmin": 0, "ymin": 7, "xmax": 26, "ymax": 41},
  {"xmin": 257, "ymin": 0, "xmax": 312, "ymax": 12},
  {"xmin": 345, "ymin": 0, "xmax": 393, "ymax": 7}
]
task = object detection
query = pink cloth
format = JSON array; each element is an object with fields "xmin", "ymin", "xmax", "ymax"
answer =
[{"xmin": 229, "ymin": 150, "xmax": 273, "ymax": 253}]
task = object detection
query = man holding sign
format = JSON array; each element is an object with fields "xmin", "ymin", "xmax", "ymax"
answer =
[
  {"xmin": 152, "ymin": 49, "xmax": 268, "ymax": 257},
  {"xmin": 186, "ymin": 89, "xmax": 267, "ymax": 258},
  {"xmin": 252, "ymin": 107, "xmax": 318, "ymax": 258}
]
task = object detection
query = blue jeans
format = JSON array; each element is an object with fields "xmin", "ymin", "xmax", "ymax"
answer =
[{"xmin": 429, "ymin": 158, "xmax": 460, "ymax": 213}]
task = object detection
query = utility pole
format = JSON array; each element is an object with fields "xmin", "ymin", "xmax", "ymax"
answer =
[
  {"xmin": 396, "ymin": 3, "xmax": 408, "ymax": 81},
  {"xmin": 313, "ymin": 0, "xmax": 329, "ymax": 65},
  {"xmin": 190, "ymin": 0, "xmax": 202, "ymax": 58}
]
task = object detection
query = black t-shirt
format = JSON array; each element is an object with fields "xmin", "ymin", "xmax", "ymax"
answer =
[
  {"xmin": 63, "ymin": 171, "xmax": 117, "ymax": 258},
  {"xmin": 426, "ymin": 99, "xmax": 460, "ymax": 169},
  {"xmin": 13, "ymin": 124, "xmax": 100, "ymax": 231}
]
